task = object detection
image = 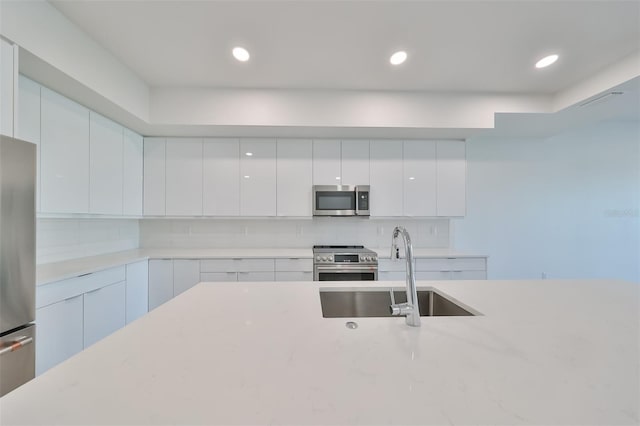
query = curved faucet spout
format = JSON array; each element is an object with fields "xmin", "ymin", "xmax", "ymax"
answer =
[{"xmin": 390, "ymin": 226, "xmax": 421, "ymax": 327}]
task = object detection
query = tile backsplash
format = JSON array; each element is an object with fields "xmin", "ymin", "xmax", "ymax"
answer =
[
  {"xmin": 139, "ymin": 218, "xmax": 450, "ymax": 249},
  {"xmin": 37, "ymin": 219, "xmax": 140, "ymax": 264}
]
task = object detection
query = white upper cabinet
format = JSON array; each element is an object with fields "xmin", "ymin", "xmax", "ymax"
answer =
[
  {"xmin": 203, "ymin": 138, "xmax": 240, "ymax": 216},
  {"xmin": 240, "ymin": 138, "xmax": 277, "ymax": 216},
  {"xmin": 89, "ymin": 112, "xmax": 123, "ymax": 215},
  {"xmin": 341, "ymin": 140, "xmax": 370, "ymax": 184},
  {"xmin": 40, "ymin": 87, "xmax": 90, "ymax": 214},
  {"xmin": 123, "ymin": 129, "xmax": 144, "ymax": 216},
  {"xmin": 277, "ymin": 139, "xmax": 312, "ymax": 217},
  {"xmin": 370, "ymin": 140, "xmax": 403, "ymax": 217},
  {"xmin": 0, "ymin": 38, "xmax": 15, "ymax": 137},
  {"xmin": 17, "ymin": 76, "xmax": 41, "ymax": 212},
  {"xmin": 165, "ymin": 138, "xmax": 203, "ymax": 216},
  {"xmin": 403, "ymin": 140, "xmax": 436, "ymax": 216},
  {"xmin": 143, "ymin": 138, "xmax": 166, "ymax": 216},
  {"xmin": 436, "ymin": 140, "xmax": 466, "ymax": 216},
  {"xmin": 312, "ymin": 139, "xmax": 341, "ymax": 185},
  {"xmin": 17, "ymin": 76, "xmax": 40, "ymax": 144}
]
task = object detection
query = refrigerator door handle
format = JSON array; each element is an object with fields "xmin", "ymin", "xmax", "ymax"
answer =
[{"xmin": 0, "ymin": 336, "xmax": 34, "ymax": 356}]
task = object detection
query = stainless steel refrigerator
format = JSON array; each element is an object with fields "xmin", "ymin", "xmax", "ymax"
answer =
[{"xmin": 0, "ymin": 135, "xmax": 36, "ymax": 396}]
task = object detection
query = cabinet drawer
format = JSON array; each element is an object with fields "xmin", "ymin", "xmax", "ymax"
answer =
[
  {"xmin": 416, "ymin": 257, "xmax": 486, "ymax": 272},
  {"xmin": 416, "ymin": 271, "xmax": 451, "ymax": 281},
  {"xmin": 237, "ymin": 271, "xmax": 275, "ymax": 282},
  {"xmin": 200, "ymin": 272, "xmax": 238, "ymax": 282},
  {"xmin": 378, "ymin": 259, "xmax": 411, "ymax": 272},
  {"xmin": 200, "ymin": 258, "xmax": 275, "ymax": 273},
  {"xmin": 451, "ymin": 270, "xmax": 487, "ymax": 280},
  {"xmin": 36, "ymin": 266, "xmax": 126, "ymax": 309},
  {"xmin": 275, "ymin": 271, "xmax": 313, "ymax": 282},
  {"xmin": 379, "ymin": 271, "xmax": 406, "ymax": 281},
  {"xmin": 275, "ymin": 258, "xmax": 313, "ymax": 272}
]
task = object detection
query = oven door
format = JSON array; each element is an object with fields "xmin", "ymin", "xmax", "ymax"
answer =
[
  {"xmin": 315, "ymin": 265, "xmax": 378, "ymax": 281},
  {"xmin": 313, "ymin": 185, "xmax": 356, "ymax": 216}
]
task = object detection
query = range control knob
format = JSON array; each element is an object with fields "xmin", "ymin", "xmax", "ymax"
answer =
[
  {"xmin": 322, "ymin": 256, "xmax": 328, "ymax": 261},
  {"xmin": 316, "ymin": 255, "xmax": 321, "ymax": 261},
  {"xmin": 328, "ymin": 256, "xmax": 334, "ymax": 261}
]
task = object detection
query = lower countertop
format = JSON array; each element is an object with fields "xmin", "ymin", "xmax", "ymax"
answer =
[
  {"xmin": 36, "ymin": 248, "xmax": 488, "ymax": 286},
  {"xmin": 2, "ymin": 279, "xmax": 637, "ymax": 425}
]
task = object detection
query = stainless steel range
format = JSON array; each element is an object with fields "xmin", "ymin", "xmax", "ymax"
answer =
[{"xmin": 313, "ymin": 245, "xmax": 378, "ymax": 281}]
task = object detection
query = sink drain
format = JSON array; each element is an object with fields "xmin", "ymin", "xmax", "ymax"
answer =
[{"xmin": 345, "ymin": 321, "xmax": 358, "ymax": 329}]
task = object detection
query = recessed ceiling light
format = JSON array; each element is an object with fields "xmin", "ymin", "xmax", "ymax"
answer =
[
  {"xmin": 535, "ymin": 54, "xmax": 559, "ymax": 69},
  {"xmin": 335, "ymin": 177, "xmax": 341, "ymax": 180},
  {"xmin": 243, "ymin": 175, "xmax": 250, "ymax": 179},
  {"xmin": 409, "ymin": 177, "xmax": 415, "ymax": 180},
  {"xmin": 390, "ymin": 51, "xmax": 407, "ymax": 65},
  {"xmin": 245, "ymin": 152, "xmax": 253, "ymax": 156},
  {"xmin": 232, "ymin": 47, "xmax": 250, "ymax": 62}
]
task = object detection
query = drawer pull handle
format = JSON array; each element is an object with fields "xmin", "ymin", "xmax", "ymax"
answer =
[
  {"xmin": 0, "ymin": 337, "xmax": 34, "ymax": 356},
  {"xmin": 232, "ymin": 258, "xmax": 243, "ymax": 261},
  {"xmin": 78, "ymin": 272, "xmax": 93, "ymax": 277},
  {"xmin": 85, "ymin": 287, "xmax": 102, "ymax": 294}
]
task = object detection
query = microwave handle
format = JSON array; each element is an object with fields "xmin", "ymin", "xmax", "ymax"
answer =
[{"xmin": 355, "ymin": 187, "xmax": 362, "ymax": 216}]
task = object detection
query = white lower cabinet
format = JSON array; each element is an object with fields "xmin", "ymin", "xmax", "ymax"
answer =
[
  {"xmin": 237, "ymin": 271, "xmax": 274, "ymax": 282},
  {"xmin": 125, "ymin": 261, "xmax": 149, "ymax": 324},
  {"xmin": 83, "ymin": 281, "xmax": 126, "ymax": 348},
  {"xmin": 148, "ymin": 260, "xmax": 174, "ymax": 310},
  {"xmin": 173, "ymin": 260, "xmax": 201, "ymax": 296},
  {"xmin": 275, "ymin": 271, "xmax": 313, "ymax": 282},
  {"xmin": 200, "ymin": 272, "xmax": 238, "ymax": 282},
  {"xmin": 35, "ymin": 295, "xmax": 83, "ymax": 376},
  {"xmin": 379, "ymin": 257, "xmax": 487, "ymax": 281}
]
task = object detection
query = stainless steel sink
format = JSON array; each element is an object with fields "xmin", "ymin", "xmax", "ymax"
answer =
[{"xmin": 319, "ymin": 287, "xmax": 478, "ymax": 318}]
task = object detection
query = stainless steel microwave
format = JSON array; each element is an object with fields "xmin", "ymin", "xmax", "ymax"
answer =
[{"xmin": 312, "ymin": 185, "xmax": 370, "ymax": 217}]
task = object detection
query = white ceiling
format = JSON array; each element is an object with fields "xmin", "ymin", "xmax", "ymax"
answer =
[{"xmin": 50, "ymin": 0, "xmax": 640, "ymax": 94}]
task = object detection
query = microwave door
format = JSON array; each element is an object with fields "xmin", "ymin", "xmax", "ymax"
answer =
[{"xmin": 314, "ymin": 189, "xmax": 356, "ymax": 216}]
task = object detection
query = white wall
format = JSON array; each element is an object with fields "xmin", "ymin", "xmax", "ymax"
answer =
[
  {"xmin": 140, "ymin": 218, "xmax": 449, "ymax": 250},
  {"xmin": 37, "ymin": 219, "xmax": 139, "ymax": 265},
  {"xmin": 0, "ymin": 0, "xmax": 150, "ymax": 121},
  {"xmin": 454, "ymin": 120, "xmax": 640, "ymax": 282}
]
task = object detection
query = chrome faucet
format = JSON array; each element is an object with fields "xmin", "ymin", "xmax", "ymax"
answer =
[{"xmin": 389, "ymin": 226, "xmax": 421, "ymax": 327}]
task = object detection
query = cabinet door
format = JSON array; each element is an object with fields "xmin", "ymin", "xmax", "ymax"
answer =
[
  {"xmin": 341, "ymin": 140, "xmax": 369, "ymax": 184},
  {"xmin": 275, "ymin": 271, "xmax": 313, "ymax": 282},
  {"xmin": 17, "ymin": 76, "xmax": 41, "ymax": 212},
  {"xmin": 89, "ymin": 112, "xmax": 123, "ymax": 214},
  {"xmin": 277, "ymin": 139, "xmax": 312, "ymax": 216},
  {"xmin": 166, "ymin": 138, "xmax": 203, "ymax": 216},
  {"xmin": 0, "ymin": 38, "xmax": 14, "ymax": 137},
  {"xmin": 436, "ymin": 141, "xmax": 466, "ymax": 217},
  {"xmin": 35, "ymin": 295, "xmax": 83, "ymax": 375},
  {"xmin": 123, "ymin": 129, "xmax": 144, "ymax": 216},
  {"xmin": 125, "ymin": 260, "xmax": 149, "ymax": 324},
  {"xmin": 240, "ymin": 139, "xmax": 276, "ymax": 216},
  {"xmin": 312, "ymin": 139, "xmax": 341, "ymax": 185},
  {"xmin": 40, "ymin": 87, "xmax": 90, "ymax": 213},
  {"xmin": 370, "ymin": 140, "xmax": 403, "ymax": 216},
  {"xmin": 148, "ymin": 260, "xmax": 173, "ymax": 310},
  {"xmin": 173, "ymin": 260, "xmax": 200, "ymax": 296},
  {"xmin": 403, "ymin": 140, "xmax": 436, "ymax": 216},
  {"xmin": 83, "ymin": 281, "xmax": 126, "ymax": 348},
  {"xmin": 203, "ymin": 138, "xmax": 240, "ymax": 216},
  {"xmin": 143, "ymin": 138, "xmax": 166, "ymax": 216}
]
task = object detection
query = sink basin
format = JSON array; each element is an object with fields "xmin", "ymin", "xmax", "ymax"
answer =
[{"xmin": 319, "ymin": 287, "xmax": 478, "ymax": 318}]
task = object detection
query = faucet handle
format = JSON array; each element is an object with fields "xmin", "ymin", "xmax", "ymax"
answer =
[{"xmin": 390, "ymin": 302, "xmax": 414, "ymax": 316}]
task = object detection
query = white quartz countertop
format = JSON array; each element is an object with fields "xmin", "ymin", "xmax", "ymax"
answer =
[
  {"xmin": 36, "ymin": 248, "xmax": 486, "ymax": 285},
  {"xmin": 3, "ymin": 279, "xmax": 638, "ymax": 425},
  {"xmin": 36, "ymin": 248, "xmax": 314, "ymax": 285},
  {"xmin": 374, "ymin": 248, "xmax": 488, "ymax": 259}
]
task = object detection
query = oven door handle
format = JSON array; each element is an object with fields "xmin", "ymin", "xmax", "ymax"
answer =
[{"xmin": 315, "ymin": 266, "xmax": 378, "ymax": 272}]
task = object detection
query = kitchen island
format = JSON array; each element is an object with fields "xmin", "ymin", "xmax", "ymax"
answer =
[{"xmin": 1, "ymin": 279, "xmax": 638, "ymax": 425}]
